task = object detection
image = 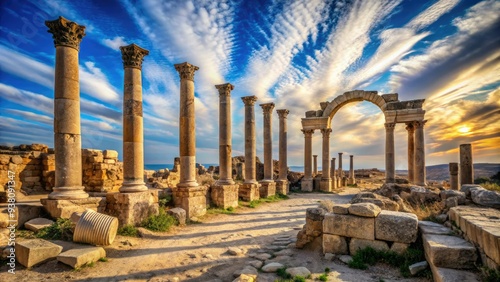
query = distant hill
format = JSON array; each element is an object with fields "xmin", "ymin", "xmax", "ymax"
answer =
[{"xmin": 396, "ymin": 163, "xmax": 500, "ymax": 182}]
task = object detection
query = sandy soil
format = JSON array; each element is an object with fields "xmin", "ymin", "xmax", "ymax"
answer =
[{"xmin": 0, "ymin": 188, "xmax": 431, "ymax": 282}]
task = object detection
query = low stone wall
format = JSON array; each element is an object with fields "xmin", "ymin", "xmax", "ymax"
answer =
[
  {"xmin": 82, "ymin": 149, "xmax": 123, "ymax": 192},
  {"xmin": 322, "ymin": 203, "xmax": 418, "ymax": 255}
]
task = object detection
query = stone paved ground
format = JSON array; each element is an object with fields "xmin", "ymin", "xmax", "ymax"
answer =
[{"xmin": 0, "ymin": 189, "xmax": 431, "ymax": 282}]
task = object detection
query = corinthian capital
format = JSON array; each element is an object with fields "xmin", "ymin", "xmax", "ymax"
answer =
[
  {"xmin": 174, "ymin": 62, "xmax": 199, "ymax": 81},
  {"xmin": 301, "ymin": 129, "xmax": 314, "ymax": 137},
  {"xmin": 45, "ymin": 16, "xmax": 86, "ymax": 51},
  {"xmin": 385, "ymin": 122, "xmax": 396, "ymax": 131},
  {"xmin": 215, "ymin": 83, "xmax": 234, "ymax": 96},
  {"xmin": 120, "ymin": 44, "xmax": 149, "ymax": 70},
  {"xmin": 260, "ymin": 103, "xmax": 275, "ymax": 114},
  {"xmin": 321, "ymin": 128, "xmax": 332, "ymax": 137},
  {"xmin": 241, "ymin": 95, "xmax": 258, "ymax": 106},
  {"xmin": 277, "ymin": 109, "xmax": 289, "ymax": 119},
  {"xmin": 413, "ymin": 120, "xmax": 427, "ymax": 129},
  {"xmin": 405, "ymin": 122, "xmax": 415, "ymax": 133}
]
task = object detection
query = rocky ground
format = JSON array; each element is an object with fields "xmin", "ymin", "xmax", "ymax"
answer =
[{"xmin": 0, "ymin": 188, "xmax": 431, "ymax": 282}]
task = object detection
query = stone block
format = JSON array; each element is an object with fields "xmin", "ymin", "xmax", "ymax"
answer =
[
  {"xmin": 332, "ymin": 204, "xmax": 350, "ymax": 214},
  {"xmin": 323, "ymin": 213, "xmax": 375, "ymax": 240},
  {"xmin": 390, "ymin": 242, "xmax": 409, "ymax": 255},
  {"xmin": 375, "ymin": 210, "xmax": 418, "ymax": 243},
  {"xmin": 24, "ymin": 218, "xmax": 54, "ymax": 232},
  {"xmin": 172, "ymin": 186, "xmax": 208, "ymax": 219},
  {"xmin": 211, "ymin": 184, "xmax": 239, "ymax": 209},
  {"xmin": 423, "ymin": 234, "xmax": 477, "ymax": 269},
  {"xmin": 16, "ymin": 204, "xmax": 43, "ymax": 227},
  {"xmin": 106, "ymin": 190, "xmax": 159, "ymax": 226},
  {"xmin": 348, "ymin": 203, "xmax": 381, "ymax": 217},
  {"xmin": 10, "ymin": 155, "xmax": 23, "ymax": 164},
  {"xmin": 418, "ymin": 221, "xmax": 453, "ymax": 235},
  {"xmin": 259, "ymin": 181, "xmax": 276, "ymax": 198},
  {"xmin": 440, "ymin": 190, "xmax": 466, "ymax": 202},
  {"xmin": 16, "ymin": 239, "xmax": 63, "ymax": 268},
  {"xmin": 471, "ymin": 188, "xmax": 500, "ymax": 209},
  {"xmin": 238, "ymin": 183, "xmax": 260, "ymax": 201},
  {"xmin": 167, "ymin": 208, "xmax": 186, "ymax": 226},
  {"xmin": 429, "ymin": 263, "xmax": 480, "ymax": 282},
  {"xmin": 323, "ymin": 234, "xmax": 348, "ymax": 254},
  {"xmin": 57, "ymin": 246, "xmax": 105, "ymax": 269},
  {"xmin": 460, "ymin": 184, "xmax": 482, "ymax": 197},
  {"xmin": 286, "ymin": 267, "xmax": 311, "ymax": 278},
  {"xmin": 409, "ymin": 261, "xmax": 428, "ymax": 275},
  {"xmin": 349, "ymin": 238, "xmax": 389, "ymax": 255},
  {"xmin": 103, "ymin": 150, "xmax": 118, "ymax": 159},
  {"xmin": 275, "ymin": 180, "xmax": 288, "ymax": 195},
  {"xmin": 0, "ymin": 154, "xmax": 10, "ymax": 165},
  {"xmin": 41, "ymin": 197, "xmax": 106, "ymax": 219},
  {"xmin": 306, "ymin": 208, "xmax": 326, "ymax": 221}
]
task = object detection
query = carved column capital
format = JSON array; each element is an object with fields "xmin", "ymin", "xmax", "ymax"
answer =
[
  {"xmin": 277, "ymin": 109, "xmax": 289, "ymax": 119},
  {"xmin": 260, "ymin": 102, "xmax": 275, "ymax": 114},
  {"xmin": 338, "ymin": 152, "xmax": 343, "ymax": 156},
  {"xmin": 350, "ymin": 155, "xmax": 353, "ymax": 158},
  {"xmin": 413, "ymin": 120, "xmax": 427, "ymax": 129},
  {"xmin": 301, "ymin": 129, "xmax": 314, "ymax": 137},
  {"xmin": 120, "ymin": 44, "xmax": 149, "ymax": 70},
  {"xmin": 385, "ymin": 122, "xmax": 396, "ymax": 131},
  {"xmin": 45, "ymin": 16, "xmax": 86, "ymax": 51},
  {"xmin": 174, "ymin": 62, "xmax": 199, "ymax": 81},
  {"xmin": 321, "ymin": 128, "xmax": 332, "ymax": 137},
  {"xmin": 241, "ymin": 95, "xmax": 258, "ymax": 106},
  {"xmin": 405, "ymin": 122, "xmax": 415, "ymax": 133},
  {"xmin": 215, "ymin": 83, "xmax": 234, "ymax": 96}
]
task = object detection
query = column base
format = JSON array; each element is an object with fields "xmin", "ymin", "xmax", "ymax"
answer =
[
  {"xmin": 320, "ymin": 179, "xmax": 332, "ymax": 192},
  {"xmin": 313, "ymin": 176, "xmax": 321, "ymax": 191},
  {"xmin": 341, "ymin": 177, "xmax": 347, "ymax": 187},
  {"xmin": 41, "ymin": 197, "xmax": 105, "ymax": 219},
  {"xmin": 331, "ymin": 177, "xmax": 338, "ymax": 190},
  {"xmin": 239, "ymin": 183, "xmax": 260, "ymax": 201},
  {"xmin": 259, "ymin": 181, "xmax": 276, "ymax": 198},
  {"xmin": 211, "ymin": 184, "xmax": 239, "ymax": 209},
  {"xmin": 172, "ymin": 185, "xmax": 208, "ymax": 219},
  {"xmin": 119, "ymin": 180, "xmax": 148, "ymax": 193},
  {"xmin": 275, "ymin": 180, "xmax": 289, "ymax": 195},
  {"xmin": 301, "ymin": 178, "xmax": 313, "ymax": 192},
  {"xmin": 106, "ymin": 190, "xmax": 159, "ymax": 227},
  {"xmin": 348, "ymin": 178, "xmax": 356, "ymax": 185},
  {"xmin": 48, "ymin": 186, "xmax": 89, "ymax": 200}
]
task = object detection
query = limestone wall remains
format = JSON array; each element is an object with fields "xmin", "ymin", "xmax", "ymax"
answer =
[{"xmin": 82, "ymin": 149, "xmax": 123, "ymax": 192}]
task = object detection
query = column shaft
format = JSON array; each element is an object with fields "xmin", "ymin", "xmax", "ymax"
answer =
[
  {"xmin": 216, "ymin": 83, "xmax": 235, "ymax": 184},
  {"xmin": 449, "ymin": 162, "xmax": 459, "ymax": 190},
  {"xmin": 385, "ymin": 122, "xmax": 396, "ymax": 183},
  {"xmin": 338, "ymin": 153, "xmax": 343, "ymax": 179},
  {"xmin": 459, "ymin": 144, "xmax": 474, "ymax": 185},
  {"xmin": 349, "ymin": 155, "xmax": 355, "ymax": 184},
  {"xmin": 277, "ymin": 110, "xmax": 289, "ymax": 180},
  {"xmin": 242, "ymin": 96, "xmax": 258, "ymax": 183},
  {"xmin": 260, "ymin": 103, "xmax": 275, "ymax": 181},
  {"xmin": 321, "ymin": 129, "xmax": 331, "ymax": 179},
  {"xmin": 313, "ymin": 155, "xmax": 318, "ymax": 175},
  {"xmin": 414, "ymin": 120, "xmax": 427, "ymax": 186},
  {"xmin": 303, "ymin": 131, "xmax": 313, "ymax": 179},
  {"xmin": 406, "ymin": 123, "xmax": 415, "ymax": 183}
]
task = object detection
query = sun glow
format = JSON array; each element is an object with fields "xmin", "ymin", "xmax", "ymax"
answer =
[{"xmin": 458, "ymin": 125, "xmax": 471, "ymax": 134}]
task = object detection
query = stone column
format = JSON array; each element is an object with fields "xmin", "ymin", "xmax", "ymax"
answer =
[
  {"xmin": 330, "ymin": 158, "xmax": 337, "ymax": 190},
  {"xmin": 211, "ymin": 83, "xmax": 238, "ymax": 208},
  {"xmin": 414, "ymin": 120, "xmax": 427, "ymax": 186},
  {"xmin": 240, "ymin": 96, "xmax": 260, "ymax": 201},
  {"xmin": 405, "ymin": 122, "xmax": 415, "ymax": 183},
  {"xmin": 320, "ymin": 128, "xmax": 332, "ymax": 192},
  {"xmin": 301, "ymin": 129, "xmax": 314, "ymax": 191},
  {"xmin": 119, "ymin": 43, "xmax": 149, "ymax": 193},
  {"xmin": 259, "ymin": 103, "xmax": 276, "ymax": 197},
  {"xmin": 459, "ymin": 144, "xmax": 474, "ymax": 185},
  {"xmin": 172, "ymin": 62, "xmax": 207, "ymax": 218},
  {"xmin": 449, "ymin": 162, "xmax": 459, "ymax": 190},
  {"xmin": 348, "ymin": 155, "xmax": 355, "ymax": 185},
  {"xmin": 313, "ymin": 155, "xmax": 318, "ymax": 176},
  {"xmin": 338, "ymin": 153, "xmax": 343, "ymax": 187},
  {"xmin": 46, "ymin": 17, "xmax": 88, "ymax": 200},
  {"xmin": 385, "ymin": 122, "xmax": 396, "ymax": 183},
  {"xmin": 276, "ymin": 109, "xmax": 289, "ymax": 195}
]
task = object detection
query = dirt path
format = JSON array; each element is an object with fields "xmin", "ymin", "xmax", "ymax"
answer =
[{"xmin": 1, "ymin": 189, "xmax": 430, "ymax": 282}]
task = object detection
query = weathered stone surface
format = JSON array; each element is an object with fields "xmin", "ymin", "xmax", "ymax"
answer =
[
  {"xmin": 410, "ymin": 186, "xmax": 440, "ymax": 202},
  {"xmin": 247, "ymin": 260, "xmax": 263, "ymax": 269},
  {"xmin": 41, "ymin": 197, "xmax": 106, "ymax": 219},
  {"xmin": 349, "ymin": 238, "xmax": 389, "ymax": 255},
  {"xmin": 409, "ymin": 261, "xmax": 428, "ymax": 275},
  {"xmin": 423, "ymin": 234, "xmax": 477, "ymax": 269},
  {"xmin": 211, "ymin": 184, "xmax": 239, "ymax": 209},
  {"xmin": 460, "ymin": 184, "xmax": 482, "ymax": 197},
  {"xmin": 57, "ymin": 246, "xmax": 105, "ymax": 269},
  {"xmin": 375, "ymin": 210, "xmax": 418, "ymax": 243},
  {"xmin": 338, "ymin": 255, "xmax": 353, "ymax": 264},
  {"xmin": 106, "ymin": 190, "xmax": 159, "ymax": 226},
  {"xmin": 429, "ymin": 263, "xmax": 480, "ymax": 282},
  {"xmin": 233, "ymin": 266, "xmax": 258, "ymax": 278},
  {"xmin": 286, "ymin": 267, "xmax": 311, "ymax": 277},
  {"xmin": 24, "ymin": 218, "xmax": 54, "ymax": 232},
  {"xmin": 332, "ymin": 204, "xmax": 350, "ymax": 214},
  {"xmin": 324, "ymin": 253, "xmax": 335, "ymax": 260},
  {"xmin": 348, "ymin": 203, "xmax": 381, "ymax": 217},
  {"xmin": 440, "ymin": 190, "xmax": 465, "ymax": 202},
  {"xmin": 11, "ymin": 155, "xmax": 23, "ymax": 164},
  {"xmin": 471, "ymin": 188, "xmax": 500, "ymax": 209},
  {"xmin": 306, "ymin": 208, "xmax": 326, "ymax": 221},
  {"xmin": 16, "ymin": 239, "xmax": 63, "ymax": 268},
  {"xmin": 232, "ymin": 273, "xmax": 256, "ymax": 282},
  {"xmin": 253, "ymin": 253, "xmax": 272, "ymax": 261},
  {"xmin": 322, "ymin": 234, "xmax": 348, "ymax": 255},
  {"xmin": 350, "ymin": 192, "xmax": 399, "ymax": 211},
  {"xmin": 324, "ymin": 213, "xmax": 374, "ymax": 240},
  {"xmin": 167, "ymin": 207, "xmax": 186, "ymax": 226},
  {"xmin": 390, "ymin": 242, "xmax": 409, "ymax": 255},
  {"xmin": 228, "ymin": 247, "xmax": 244, "ymax": 255},
  {"xmin": 418, "ymin": 221, "xmax": 453, "ymax": 235},
  {"xmin": 261, "ymin": 262, "xmax": 284, "ymax": 272},
  {"xmin": 103, "ymin": 150, "xmax": 118, "ymax": 159}
]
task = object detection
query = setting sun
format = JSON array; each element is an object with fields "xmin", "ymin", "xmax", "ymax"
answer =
[{"xmin": 458, "ymin": 125, "xmax": 471, "ymax": 134}]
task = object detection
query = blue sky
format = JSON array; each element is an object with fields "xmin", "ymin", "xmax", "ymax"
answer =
[{"xmin": 0, "ymin": 0, "xmax": 499, "ymax": 170}]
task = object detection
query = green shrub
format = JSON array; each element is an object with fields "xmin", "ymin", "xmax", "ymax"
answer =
[
  {"xmin": 158, "ymin": 194, "xmax": 172, "ymax": 207},
  {"xmin": 117, "ymin": 224, "xmax": 139, "ymax": 237},
  {"xmin": 276, "ymin": 267, "xmax": 291, "ymax": 278},
  {"xmin": 293, "ymin": 276, "xmax": 306, "ymax": 282},
  {"xmin": 319, "ymin": 273, "xmax": 328, "ymax": 281},
  {"xmin": 207, "ymin": 207, "xmax": 235, "ymax": 214},
  {"xmin": 324, "ymin": 267, "xmax": 330, "ymax": 273},
  {"xmin": 481, "ymin": 267, "xmax": 500, "ymax": 282},
  {"xmin": 36, "ymin": 218, "xmax": 73, "ymax": 241},
  {"xmin": 142, "ymin": 210, "xmax": 178, "ymax": 232},
  {"xmin": 98, "ymin": 257, "xmax": 108, "ymax": 262}
]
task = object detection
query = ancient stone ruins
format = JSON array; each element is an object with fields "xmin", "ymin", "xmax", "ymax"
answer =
[{"xmin": 0, "ymin": 16, "xmax": 499, "ymax": 282}]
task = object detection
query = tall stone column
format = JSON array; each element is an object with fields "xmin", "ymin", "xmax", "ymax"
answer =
[
  {"xmin": 313, "ymin": 155, "xmax": 318, "ymax": 176},
  {"xmin": 405, "ymin": 122, "xmax": 415, "ymax": 183},
  {"xmin": 119, "ymin": 44, "xmax": 149, "ymax": 193},
  {"xmin": 301, "ymin": 129, "xmax": 314, "ymax": 191},
  {"xmin": 276, "ymin": 109, "xmax": 289, "ymax": 195},
  {"xmin": 330, "ymin": 158, "xmax": 337, "ymax": 190},
  {"xmin": 459, "ymin": 144, "xmax": 474, "ymax": 185},
  {"xmin": 240, "ymin": 96, "xmax": 260, "ymax": 201},
  {"xmin": 320, "ymin": 128, "xmax": 332, "ymax": 192},
  {"xmin": 348, "ymin": 155, "xmax": 355, "ymax": 185},
  {"xmin": 259, "ymin": 103, "xmax": 276, "ymax": 197},
  {"xmin": 385, "ymin": 122, "xmax": 396, "ymax": 183},
  {"xmin": 414, "ymin": 120, "xmax": 427, "ymax": 186},
  {"xmin": 46, "ymin": 17, "xmax": 88, "ymax": 200},
  {"xmin": 211, "ymin": 83, "xmax": 238, "ymax": 208},
  {"xmin": 449, "ymin": 162, "xmax": 459, "ymax": 190},
  {"xmin": 338, "ymin": 153, "xmax": 343, "ymax": 187},
  {"xmin": 172, "ymin": 62, "xmax": 207, "ymax": 218}
]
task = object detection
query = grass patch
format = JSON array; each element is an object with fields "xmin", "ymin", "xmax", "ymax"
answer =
[
  {"xmin": 348, "ymin": 246, "xmax": 430, "ymax": 278},
  {"xmin": 276, "ymin": 267, "xmax": 292, "ymax": 279},
  {"xmin": 481, "ymin": 267, "xmax": 500, "ymax": 282},
  {"xmin": 158, "ymin": 194, "xmax": 172, "ymax": 207},
  {"xmin": 246, "ymin": 193, "xmax": 289, "ymax": 208},
  {"xmin": 16, "ymin": 229, "xmax": 36, "ymax": 239},
  {"xmin": 36, "ymin": 218, "xmax": 73, "ymax": 241},
  {"xmin": 141, "ymin": 209, "xmax": 178, "ymax": 232},
  {"xmin": 98, "ymin": 257, "xmax": 108, "ymax": 262},
  {"xmin": 207, "ymin": 206, "xmax": 235, "ymax": 215},
  {"xmin": 319, "ymin": 273, "xmax": 328, "ymax": 281},
  {"xmin": 117, "ymin": 224, "xmax": 139, "ymax": 237},
  {"xmin": 480, "ymin": 182, "xmax": 500, "ymax": 192}
]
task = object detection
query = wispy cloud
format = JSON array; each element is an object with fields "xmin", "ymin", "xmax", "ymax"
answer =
[{"xmin": 102, "ymin": 36, "xmax": 127, "ymax": 51}]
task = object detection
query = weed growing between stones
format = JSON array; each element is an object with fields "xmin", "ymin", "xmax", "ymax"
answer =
[
  {"xmin": 207, "ymin": 206, "xmax": 235, "ymax": 214},
  {"xmin": 158, "ymin": 194, "xmax": 173, "ymax": 208},
  {"xmin": 246, "ymin": 193, "xmax": 289, "ymax": 208},
  {"xmin": 481, "ymin": 267, "xmax": 500, "ymax": 282},
  {"xmin": 98, "ymin": 257, "xmax": 108, "ymax": 262},
  {"xmin": 36, "ymin": 218, "xmax": 73, "ymax": 241},
  {"xmin": 142, "ymin": 209, "xmax": 178, "ymax": 232},
  {"xmin": 117, "ymin": 224, "xmax": 139, "ymax": 237}
]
